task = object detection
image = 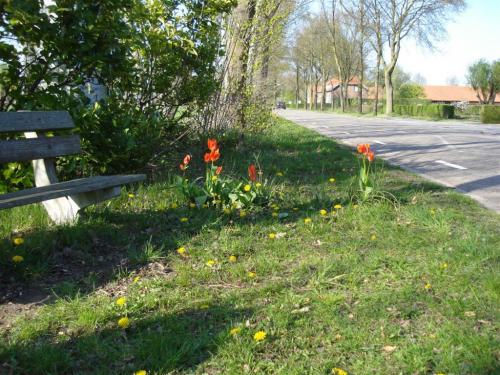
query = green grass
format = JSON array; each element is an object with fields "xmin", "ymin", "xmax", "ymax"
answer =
[{"xmin": 0, "ymin": 118, "xmax": 499, "ymax": 374}]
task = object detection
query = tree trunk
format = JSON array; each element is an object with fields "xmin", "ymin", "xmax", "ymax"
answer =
[
  {"xmin": 374, "ymin": 53, "xmax": 381, "ymax": 115},
  {"xmin": 384, "ymin": 69, "xmax": 393, "ymax": 114},
  {"xmin": 295, "ymin": 65, "xmax": 300, "ymax": 108},
  {"xmin": 321, "ymin": 80, "xmax": 326, "ymax": 111},
  {"xmin": 314, "ymin": 82, "xmax": 318, "ymax": 110}
]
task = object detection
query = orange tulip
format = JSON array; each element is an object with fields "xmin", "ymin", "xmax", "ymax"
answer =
[
  {"xmin": 216, "ymin": 166, "xmax": 223, "ymax": 175},
  {"xmin": 204, "ymin": 148, "xmax": 220, "ymax": 163},
  {"xmin": 248, "ymin": 164, "xmax": 257, "ymax": 181},
  {"xmin": 357, "ymin": 143, "xmax": 370, "ymax": 154},
  {"xmin": 207, "ymin": 139, "xmax": 218, "ymax": 151},
  {"xmin": 366, "ymin": 151, "xmax": 375, "ymax": 162}
]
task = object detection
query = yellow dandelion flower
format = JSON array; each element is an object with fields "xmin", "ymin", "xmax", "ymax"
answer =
[
  {"xmin": 117, "ymin": 316, "xmax": 130, "ymax": 329},
  {"xmin": 256, "ymin": 182, "xmax": 262, "ymax": 187},
  {"xmin": 128, "ymin": 193, "xmax": 135, "ymax": 198},
  {"xmin": 253, "ymin": 330, "xmax": 266, "ymax": 341},
  {"xmin": 276, "ymin": 172, "xmax": 284, "ymax": 176},
  {"xmin": 440, "ymin": 262, "xmax": 448, "ymax": 270},
  {"xmin": 211, "ymin": 175, "xmax": 218, "ymax": 181},
  {"xmin": 370, "ymin": 234, "xmax": 377, "ymax": 241},
  {"xmin": 12, "ymin": 255, "xmax": 24, "ymax": 263},
  {"xmin": 268, "ymin": 233, "xmax": 276, "ymax": 239},
  {"xmin": 272, "ymin": 212, "xmax": 278, "ymax": 218},
  {"xmin": 332, "ymin": 368, "xmax": 348, "ymax": 375},
  {"xmin": 353, "ymin": 204, "xmax": 359, "ymax": 209},
  {"xmin": 319, "ymin": 209, "xmax": 328, "ymax": 216},
  {"xmin": 189, "ymin": 203, "xmax": 196, "ymax": 208},
  {"xmin": 229, "ymin": 255, "xmax": 237, "ymax": 263},
  {"xmin": 243, "ymin": 184, "xmax": 251, "ymax": 192},
  {"xmin": 206, "ymin": 259, "xmax": 216, "ymax": 267},
  {"xmin": 223, "ymin": 207, "xmax": 231, "ymax": 215},
  {"xmin": 329, "ymin": 178, "xmax": 335, "ymax": 183},
  {"xmin": 12, "ymin": 237, "xmax": 24, "ymax": 246},
  {"xmin": 304, "ymin": 218, "xmax": 312, "ymax": 224},
  {"xmin": 247, "ymin": 271, "xmax": 256, "ymax": 278},
  {"xmin": 334, "ymin": 204, "xmax": 342, "ymax": 210},
  {"xmin": 177, "ymin": 247, "xmax": 186, "ymax": 255},
  {"xmin": 132, "ymin": 276, "xmax": 140, "ymax": 284},
  {"xmin": 134, "ymin": 370, "xmax": 147, "ymax": 375},
  {"xmin": 170, "ymin": 203, "xmax": 178, "ymax": 209},
  {"xmin": 180, "ymin": 217, "xmax": 188, "ymax": 222},
  {"xmin": 116, "ymin": 297, "xmax": 127, "ymax": 306},
  {"xmin": 230, "ymin": 327, "xmax": 241, "ymax": 336},
  {"xmin": 424, "ymin": 282, "xmax": 432, "ymax": 290},
  {"xmin": 239, "ymin": 210, "xmax": 247, "ymax": 218}
]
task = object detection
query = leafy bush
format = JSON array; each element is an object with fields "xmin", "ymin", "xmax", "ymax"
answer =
[
  {"xmin": 480, "ymin": 105, "xmax": 500, "ymax": 124},
  {"xmin": 0, "ymin": 0, "xmax": 236, "ymax": 191},
  {"xmin": 399, "ymin": 83, "xmax": 425, "ymax": 99},
  {"xmin": 393, "ymin": 104, "xmax": 455, "ymax": 119}
]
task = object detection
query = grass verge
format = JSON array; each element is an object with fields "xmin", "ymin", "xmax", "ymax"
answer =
[{"xmin": 0, "ymin": 118, "xmax": 498, "ymax": 374}]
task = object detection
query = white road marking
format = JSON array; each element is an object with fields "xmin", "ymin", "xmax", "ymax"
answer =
[
  {"xmin": 374, "ymin": 140, "xmax": 387, "ymax": 145},
  {"xmin": 435, "ymin": 160, "xmax": 467, "ymax": 170}
]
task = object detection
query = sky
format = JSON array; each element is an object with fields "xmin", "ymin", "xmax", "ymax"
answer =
[{"xmin": 395, "ymin": 0, "xmax": 500, "ymax": 85}]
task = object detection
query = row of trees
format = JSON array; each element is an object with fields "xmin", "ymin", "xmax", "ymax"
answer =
[{"xmin": 286, "ymin": 0, "xmax": 465, "ymax": 114}]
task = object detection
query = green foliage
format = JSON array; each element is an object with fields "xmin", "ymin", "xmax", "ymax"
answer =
[
  {"xmin": 0, "ymin": 0, "xmax": 235, "ymax": 191},
  {"xmin": 480, "ymin": 105, "xmax": 500, "ymax": 124},
  {"xmin": 393, "ymin": 104, "xmax": 455, "ymax": 119},
  {"xmin": 467, "ymin": 59, "xmax": 500, "ymax": 104},
  {"xmin": 0, "ymin": 162, "xmax": 33, "ymax": 194},
  {"xmin": 398, "ymin": 83, "xmax": 425, "ymax": 99}
]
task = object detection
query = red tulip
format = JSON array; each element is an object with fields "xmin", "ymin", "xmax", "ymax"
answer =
[
  {"xmin": 207, "ymin": 139, "xmax": 218, "ymax": 152},
  {"xmin": 366, "ymin": 151, "xmax": 375, "ymax": 162},
  {"xmin": 204, "ymin": 148, "xmax": 220, "ymax": 163},
  {"xmin": 179, "ymin": 163, "xmax": 186, "ymax": 170},
  {"xmin": 216, "ymin": 166, "xmax": 223, "ymax": 175},
  {"xmin": 248, "ymin": 164, "xmax": 257, "ymax": 181},
  {"xmin": 357, "ymin": 143, "xmax": 370, "ymax": 155},
  {"xmin": 183, "ymin": 154, "xmax": 191, "ymax": 165}
]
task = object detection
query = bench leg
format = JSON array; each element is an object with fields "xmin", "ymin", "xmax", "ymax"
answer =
[
  {"xmin": 41, "ymin": 186, "xmax": 122, "ymax": 224},
  {"xmin": 25, "ymin": 132, "xmax": 123, "ymax": 225}
]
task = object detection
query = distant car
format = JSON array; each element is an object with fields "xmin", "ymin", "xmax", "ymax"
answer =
[{"xmin": 276, "ymin": 101, "xmax": 286, "ymax": 109}]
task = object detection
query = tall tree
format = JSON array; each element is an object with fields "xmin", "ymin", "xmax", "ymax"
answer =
[
  {"xmin": 366, "ymin": 0, "xmax": 465, "ymax": 114},
  {"xmin": 322, "ymin": 0, "xmax": 359, "ymax": 112},
  {"xmin": 467, "ymin": 59, "xmax": 500, "ymax": 104}
]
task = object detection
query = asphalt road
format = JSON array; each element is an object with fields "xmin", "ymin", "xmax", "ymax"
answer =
[{"xmin": 277, "ymin": 109, "xmax": 500, "ymax": 213}]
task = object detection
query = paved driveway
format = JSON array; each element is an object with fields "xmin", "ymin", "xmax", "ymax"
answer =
[{"xmin": 278, "ymin": 109, "xmax": 500, "ymax": 213}]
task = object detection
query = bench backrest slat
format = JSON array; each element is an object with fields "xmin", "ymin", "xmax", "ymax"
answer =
[
  {"xmin": 0, "ymin": 135, "xmax": 81, "ymax": 163},
  {"xmin": 0, "ymin": 111, "xmax": 74, "ymax": 133}
]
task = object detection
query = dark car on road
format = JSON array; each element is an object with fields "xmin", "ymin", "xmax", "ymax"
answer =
[{"xmin": 276, "ymin": 101, "xmax": 286, "ymax": 109}]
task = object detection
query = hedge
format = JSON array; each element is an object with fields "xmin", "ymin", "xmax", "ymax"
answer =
[
  {"xmin": 480, "ymin": 105, "xmax": 500, "ymax": 124},
  {"xmin": 392, "ymin": 104, "xmax": 455, "ymax": 119}
]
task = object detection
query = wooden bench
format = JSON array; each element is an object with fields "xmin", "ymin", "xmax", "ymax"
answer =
[{"xmin": 0, "ymin": 111, "xmax": 145, "ymax": 224}]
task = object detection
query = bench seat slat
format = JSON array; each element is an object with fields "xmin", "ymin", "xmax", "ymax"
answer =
[
  {"xmin": 0, "ymin": 111, "xmax": 74, "ymax": 133},
  {"xmin": 0, "ymin": 175, "xmax": 146, "ymax": 210},
  {"xmin": 0, "ymin": 135, "xmax": 81, "ymax": 163}
]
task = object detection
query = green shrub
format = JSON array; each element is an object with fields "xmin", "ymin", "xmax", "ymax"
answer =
[
  {"xmin": 393, "ymin": 104, "xmax": 454, "ymax": 119},
  {"xmin": 480, "ymin": 105, "xmax": 500, "ymax": 124}
]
